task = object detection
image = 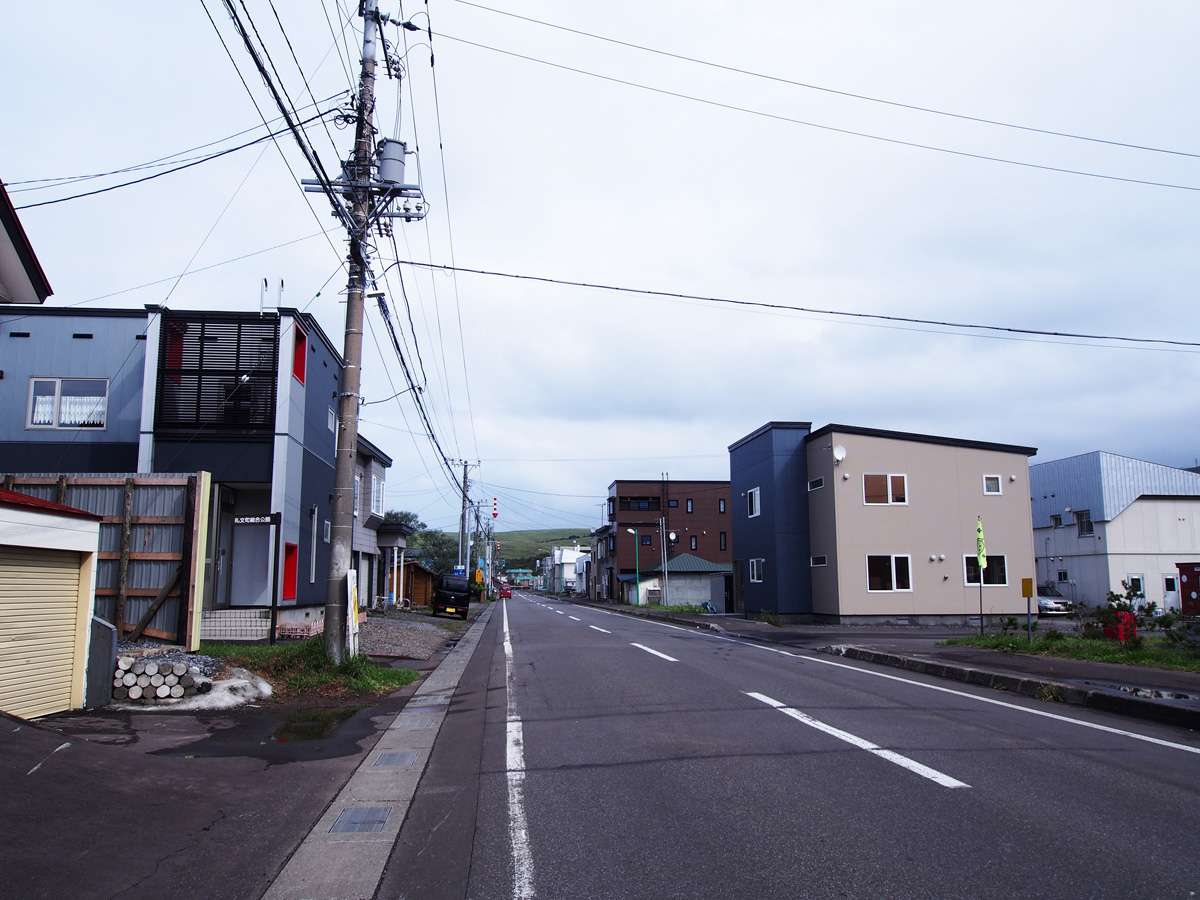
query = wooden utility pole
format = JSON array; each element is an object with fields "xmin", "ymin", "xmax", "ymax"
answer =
[{"xmin": 324, "ymin": 0, "xmax": 380, "ymax": 663}]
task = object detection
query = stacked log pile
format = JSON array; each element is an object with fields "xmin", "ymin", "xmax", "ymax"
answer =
[{"xmin": 112, "ymin": 657, "xmax": 213, "ymax": 703}]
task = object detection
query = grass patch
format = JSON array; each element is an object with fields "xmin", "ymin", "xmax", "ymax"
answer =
[
  {"xmin": 638, "ymin": 603, "xmax": 709, "ymax": 614},
  {"xmin": 199, "ymin": 637, "xmax": 421, "ymax": 695},
  {"xmin": 942, "ymin": 633, "xmax": 1200, "ymax": 673}
]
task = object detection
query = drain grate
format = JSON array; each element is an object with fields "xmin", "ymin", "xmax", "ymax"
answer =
[
  {"xmin": 393, "ymin": 716, "xmax": 436, "ymax": 730},
  {"xmin": 374, "ymin": 751, "xmax": 418, "ymax": 767},
  {"xmin": 329, "ymin": 806, "xmax": 391, "ymax": 834}
]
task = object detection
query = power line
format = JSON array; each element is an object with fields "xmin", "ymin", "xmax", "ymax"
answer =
[
  {"xmin": 449, "ymin": 0, "xmax": 1200, "ymax": 162},
  {"xmin": 13, "ymin": 110, "xmax": 336, "ymax": 210},
  {"xmin": 394, "ymin": 259, "xmax": 1200, "ymax": 351},
  {"xmin": 437, "ymin": 33, "xmax": 1200, "ymax": 195}
]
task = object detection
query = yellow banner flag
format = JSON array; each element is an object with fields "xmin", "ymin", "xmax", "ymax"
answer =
[{"xmin": 976, "ymin": 519, "xmax": 987, "ymax": 571}]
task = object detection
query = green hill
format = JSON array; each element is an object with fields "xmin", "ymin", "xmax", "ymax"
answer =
[{"xmin": 497, "ymin": 528, "xmax": 592, "ymax": 568}]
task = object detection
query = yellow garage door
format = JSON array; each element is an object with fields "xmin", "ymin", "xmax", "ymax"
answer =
[{"xmin": 0, "ymin": 545, "xmax": 82, "ymax": 720}]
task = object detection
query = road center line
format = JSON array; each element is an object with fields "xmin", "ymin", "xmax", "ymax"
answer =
[
  {"xmin": 502, "ymin": 600, "xmax": 535, "ymax": 899},
  {"xmin": 746, "ymin": 691, "xmax": 970, "ymax": 789},
  {"xmin": 589, "ymin": 625, "xmax": 612, "ymax": 634},
  {"xmin": 631, "ymin": 643, "xmax": 678, "ymax": 662},
  {"xmin": 568, "ymin": 616, "xmax": 581, "ymax": 621}
]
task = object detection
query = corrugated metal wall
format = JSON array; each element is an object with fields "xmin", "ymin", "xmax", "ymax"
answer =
[{"xmin": 0, "ymin": 475, "xmax": 200, "ymax": 643}]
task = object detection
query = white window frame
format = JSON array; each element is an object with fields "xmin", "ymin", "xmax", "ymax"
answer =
[
  {"xmin": 1075, "ymin": 510, "xmax": 1094, "ymax": 537},
  {"xmin": 328, "ymin": 408, "xmax": 336, "ymax": 432},
  {"xmin": 27, "ymin": 377, "xmax": 109, "ymax": 430},
  {"xmin": 808, "ymin": 477, "xmax": 824, "ymax": 492},
  {"xmin": 310, "ymin": 506, "xmax": 319, "ymax": 583},
  {"xmin": 866, "ymin": 554, "xmax": 912, "ymax": 592},
  {"xmin": 749, "ymin": 558, "xmax": 764, "ymax": 583},
  {"xmin": 1126, "ymin": 574, "xmax": 1144, "ymax": 598},
  {"xmin": 982, "ymin": 475, "xmax": 1002, "ymax": 496},
  {"xmin": 747, "ymin": 487, "xmax": 761, "ymax": 518},
  {"xmin": 863, "ymin": 473, "xmax": 908, "ymax": 506},
  {"xmin": 811, "ymin": 555, "xmax": 828, "ymax": 567},
  {"xmin": 1057, "ymin": 569, "xmax": 1069, "ymax": 583},
  {"xmin": 323, "ymin": 519, "xmax": 331, "ymax": 543},
  {"xmin": 964, "ymin": 554, "xmax": 1008, "ymax": 586},
  {"xmin": 353, "ymin": 474, "xmax": 361, "ymax": 517},
  {"xmin": 371, "ymin": 474, "xmax": 385, "ymax": 516}
]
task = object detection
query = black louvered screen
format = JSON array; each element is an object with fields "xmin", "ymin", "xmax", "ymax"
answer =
[{"xmin": 154, "ymin": 314, "xmax": 279, "ymax": 432}]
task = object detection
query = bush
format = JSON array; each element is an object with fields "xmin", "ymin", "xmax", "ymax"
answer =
[{"xmin": 1041, "ymin": 628, "xmax": 1066, "ymax": 643}]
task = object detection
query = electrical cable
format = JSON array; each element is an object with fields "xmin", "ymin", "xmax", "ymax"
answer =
[
  {"xmin": 436, "ymin": 33, "xmax": 1200, "ymax": 195},
  {"xmin": 449, "ymin": 0, "xmax": 1200, "ymax": 162},
  {"xmin": 13, "ymin": 110, "xmax": 336, "ymax": 210},
  {"xmin": 393, "ymin": 259, "xmax": 1200, "ymax": 351}
]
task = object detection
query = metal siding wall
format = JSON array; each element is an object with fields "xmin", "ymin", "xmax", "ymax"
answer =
[{"xmin": 0, "ymin": 546, "xmax": 82, "ymax": 719}]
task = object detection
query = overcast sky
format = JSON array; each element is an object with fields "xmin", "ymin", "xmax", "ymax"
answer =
[{"xmin": 5, "ymin": 2, "xmax": 1199, "ymax": 531}]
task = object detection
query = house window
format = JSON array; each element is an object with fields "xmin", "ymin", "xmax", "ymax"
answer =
[
  {"xmin": 353, "ymin": 475, "xmax": 361, "ymax": 517},
  {"xmin": 282, "ymin": 543, "xmax": 298, "ymax": 600},
  {"xmin": 686, "ymin": 498, "xmax": 693, "ymax": 514},
  {"xmin": 620, "ymin": 496, "xmax": 660, "ymax": 511},
  {"xmin": 811, "ymin": 555, "xmax": 828, "ymax": 567},
  {"xmin": 965, "ymin": 554, "xmax": 1008, "ymax": 586},
  {"xmin": 690, "ymin": 535, "xmax": 698, "ymax": 551},
  {"xmin": 1057, "ymin": 570, "xmax": 1069, "ymax": 582},
  {"xmin": 323, "ymin": 520, "xmax": 331, "ymax": 542},
  {"xmin": 292, "ymin": 324, "xmax": 307, "ymax": 384},
  {"xmin": 864, "ymin": 474, "xmax": 907, "ymax": 505},
  {"xmin": 371, "ymin": 475, "xmax": 385, "ymax": 516},
  {"xmin": 608, "ymin": 535, "xmax": 615, "ymax": 551},
  {"xmin": 1050, "ymin": 514, "xmax": 1062, "ymax": 528},
  {"xmin": 719, "ymin": 532, "xmax": 727, "ymax": 551},
  {"xmin": 983, "ymin": 475, "xmax": 1002, "ymax": 495},
  {"xmin": 747, "ymin": 487, "xmax": 760, "ymax": 518},
  {"xmin": 750, "ymin": 558, "xmax": 764, "ymax": 583},
  {"xmin": 808, "ymin": 477, "xmax": 824, "ymax": 491},
  {"xmin": 669, "ymin": 499, "xmax": 678, "ymax": 508},
  {"xmin": 641, "ymin": 534, "xmax": 652, "ymax": 546},
  {"xmin": 719, "ymin": 498, "xmax": 726, "ymax": 514},
  {"xmin": 1127, "ymin": 575, "xmax": 1144, "ymax": 597},
  {"xmin": 28, "ymin": 378, "xmax": 109, "ymax": 429},
  {"xmin": 867, "ymin": 555, "xmax": 912, "ymax": 592},
  {"xmin": 608, "ymin": 498, "xmax": 615, "ymax": 517},
  {"xmin": 1165, "ymin": 575, "xmax": 1178, "ymax": 593},
  {"xmin": 1075, "ymin": 510, "xmax": 1094, "ymax": 537},
  {"xmin": 328, "ymin": 408, "xmax": 336, "ymax": 432}
]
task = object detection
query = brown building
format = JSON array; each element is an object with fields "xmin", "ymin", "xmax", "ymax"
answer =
[{"xmin": 593, "ymin": 479, "xmax": 732, "ymax": 601}]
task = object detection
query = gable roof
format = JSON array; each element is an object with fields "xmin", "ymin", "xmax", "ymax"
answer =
[
  {"xmin": 1030, "ymin": 451, "xmax": 1200, "ymax": 526},
  {"xmin": 643, "ymin": 552, "xmax": 732, "ymax": 575},
  {"xmin": 0, "ymin": 487, "xmax": 101, "ymax": 520},
  {"xmin": 0, "ymin": 182, "xmax": 52, "ymax": 304}
]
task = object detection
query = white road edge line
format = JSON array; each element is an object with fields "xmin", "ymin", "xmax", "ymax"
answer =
[
  {"xmin": 631, "ymin": 642, "xmax": 679, "ymax": 662},
  {"xmin": 794, "ymin": 653, "xmax": 1200, "ymax": 757},
  {"xmin": 746, "ymin": 691, "xmax": 970, "ymax": 789},
  {"xmin": 503, "ymin": 600, "xmax": 535, "ymax": 899},
  {"xmin": 589, "ymin": 625, "xmax": 612, "ymax": 634}
]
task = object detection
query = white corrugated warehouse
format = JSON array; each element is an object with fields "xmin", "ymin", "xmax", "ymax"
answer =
[{"xmin": 0, "ymin": 488, "xmax": 101, "ymax": 719}]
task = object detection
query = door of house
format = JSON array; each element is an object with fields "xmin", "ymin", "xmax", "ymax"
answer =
[
  {"xmin": 1163, "ymin": 573, "xmax": 1180, "ymax": 613},
  {"xmin": 212, "ymin": 486, "xmax": 236, "ymax": 610},
  {"xmin": 1178, "ymin": 563, "xmax": 1200, "ymax": 616},
  {"xmin": 732, "ymin": 561, "xmax": 745, "ymax": 614}
]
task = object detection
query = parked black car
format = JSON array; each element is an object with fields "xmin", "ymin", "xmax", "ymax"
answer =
[{"xmin": 432, "ymin": 573, "xmax": 471, "ymax": 619}]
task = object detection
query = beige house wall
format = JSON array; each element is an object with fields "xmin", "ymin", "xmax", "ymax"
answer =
[{"xmin": 807, "ymin": 432, "xmax": 1035, "ymax": 621}]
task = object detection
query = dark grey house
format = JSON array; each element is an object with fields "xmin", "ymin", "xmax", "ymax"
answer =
[{"xmin": 0, "ymin": 304, "xmax": 391, "ymax": 619}]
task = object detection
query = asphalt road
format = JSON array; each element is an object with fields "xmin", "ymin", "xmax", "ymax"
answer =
[{"xmin": 382, "ymin": 591, "xmax": 1200, "ymax": 900}]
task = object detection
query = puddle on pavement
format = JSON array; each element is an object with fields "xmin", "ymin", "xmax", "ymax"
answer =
[{"xmin": 272, "ymin": 707, "xmax": 364, "ymax": 743}]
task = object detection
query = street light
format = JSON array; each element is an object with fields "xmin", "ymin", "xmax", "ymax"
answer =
[{"xmin": 626, "ymin": 528, "xmax": 639, "ymax": 606}]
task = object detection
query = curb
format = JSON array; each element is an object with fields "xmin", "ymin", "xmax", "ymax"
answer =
[{"xmin": 821, "ymin": 645, "xmax": 1200, "ymax": 731}]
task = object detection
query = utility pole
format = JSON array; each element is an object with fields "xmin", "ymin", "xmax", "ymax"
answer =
[
  {"xmin": 316, "ymin": 0, "xmax": 426, "ymax": 661},
  {"xmin": 452, "ymin": 460, "xmax": 477, "ymax": 568}
]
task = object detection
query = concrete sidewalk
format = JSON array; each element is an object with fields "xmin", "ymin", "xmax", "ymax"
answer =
[
  {"xmin": 561, "ymin": 597, "xmax": 1200, "ymax": 730},
  {"xmin": 260, "ymin": 602, "xmax": 495, "ymax": 900}
]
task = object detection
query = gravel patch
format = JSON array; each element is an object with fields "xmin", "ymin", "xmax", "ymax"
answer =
[{"xmin": 358, "ymin": 616, "xmax": 459, "ymax": 659}]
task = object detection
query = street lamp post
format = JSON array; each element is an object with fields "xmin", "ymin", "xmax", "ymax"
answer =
[{"xmin": 626, "ymin": 528, "xmax": 639, "ymax": 606}]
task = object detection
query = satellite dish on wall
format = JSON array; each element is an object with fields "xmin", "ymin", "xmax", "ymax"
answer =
[{"xmin": 833, "ymin": 444, "xmax": 847, "ymax": 464}]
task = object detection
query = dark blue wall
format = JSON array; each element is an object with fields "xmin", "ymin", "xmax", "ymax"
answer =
[{"xmin": 729, "ymin": 423, "xmax": 812, "ymax": 615}]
